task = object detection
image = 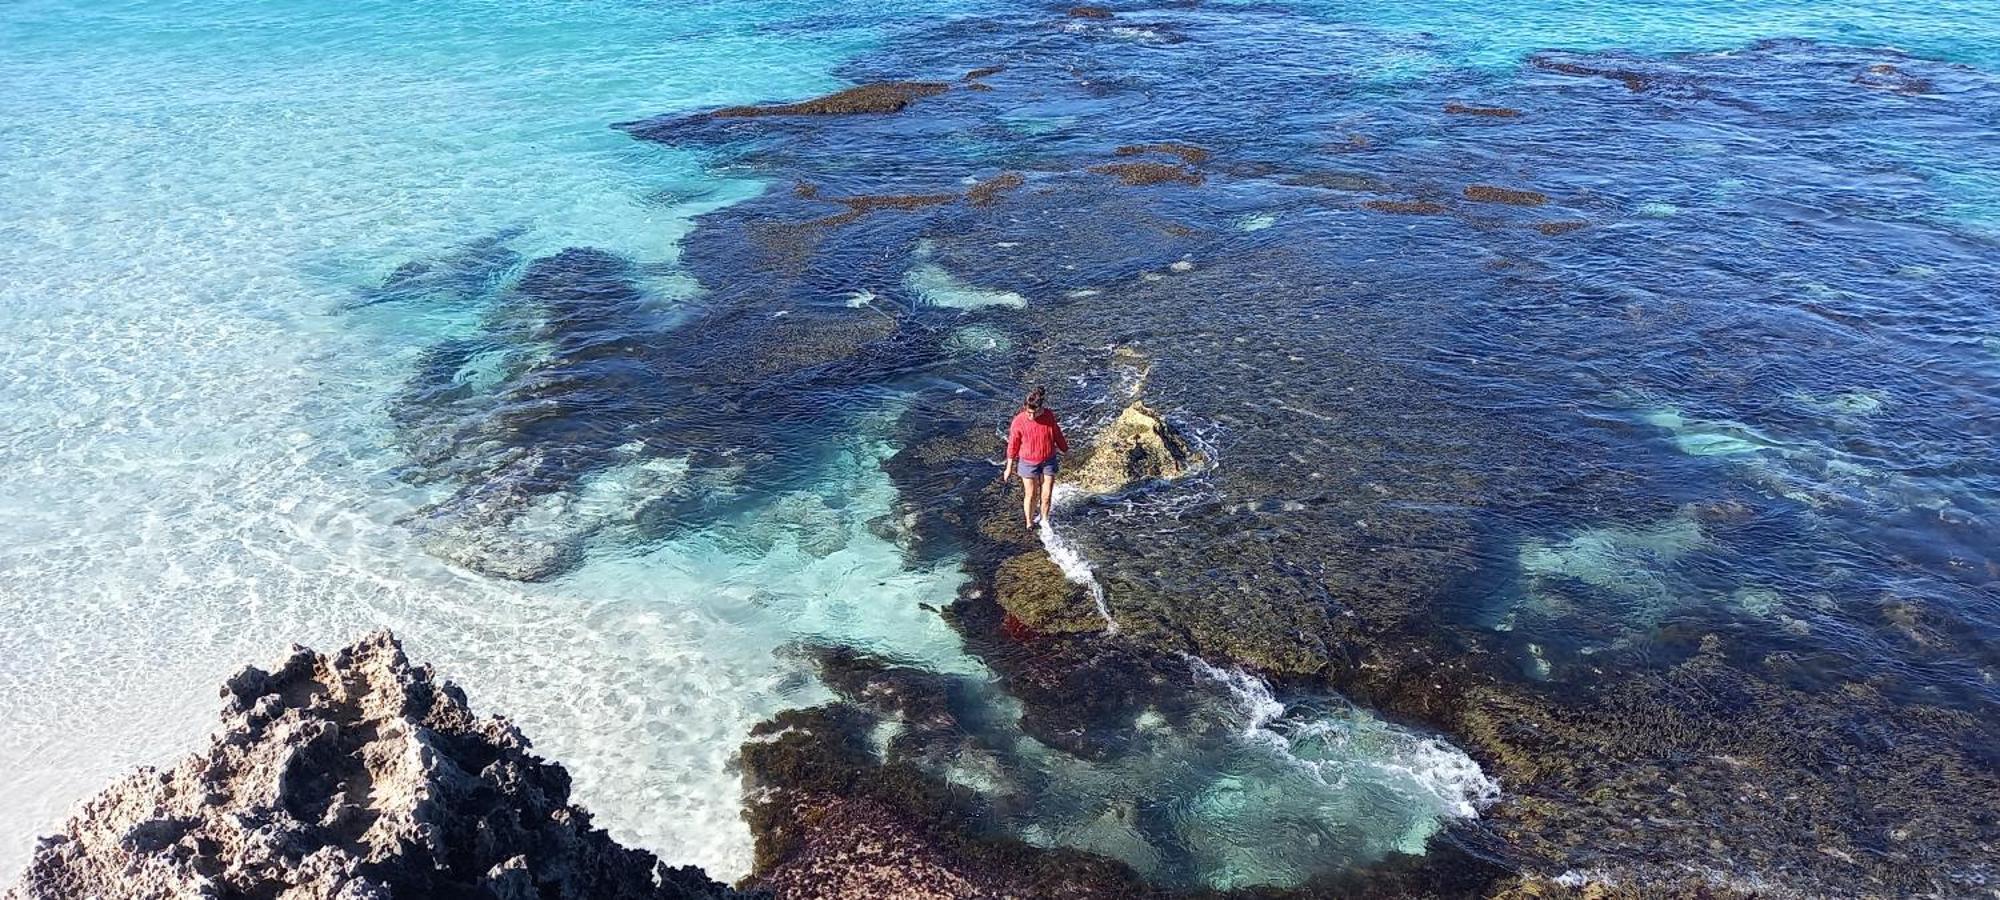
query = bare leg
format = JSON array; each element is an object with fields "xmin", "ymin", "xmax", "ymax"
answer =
[
  {"xmin": 1040, "ymin": 474, "xmax": 1056, "ymax": 523},
  {"xmin": 1021, "ymin": 474, "xmax": 1040, "ymax": 528}
]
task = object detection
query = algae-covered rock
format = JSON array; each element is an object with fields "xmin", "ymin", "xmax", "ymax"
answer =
[
  {"xmin": 4, "ymin": 632, "xmax": 741, "ymax": 900},
  {"xmin": 712, "ymin": 81, "xmax": 948, "ymax": 118},
  {"xmin": 995, "ymin": 551, "xmax": 1104, "ymax": 633},
  {"xmin": 1088, "ymin": 162, "xmax": 1204, "ymax": 187},
  {"xmin": 1068, "ymin": 401, "xmax": 1200, "ymax": 495},
  {"xmin": 1464, "ymin": 184, "xmax": 1549, "ymax": 206},
  {"xmin": 740, "ymin": 706, "xmax": 1157, "ymax": 900}
]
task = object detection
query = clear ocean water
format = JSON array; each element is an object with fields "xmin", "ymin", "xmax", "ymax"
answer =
[{"xmin": 2, "ymin": 0, "xmax": 1996, "ymax": 890}]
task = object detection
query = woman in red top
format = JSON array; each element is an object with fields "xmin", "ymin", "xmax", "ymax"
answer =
[{"xmin": 1004, "ymin": 386, "xmax": 1070, "ymax": 528}]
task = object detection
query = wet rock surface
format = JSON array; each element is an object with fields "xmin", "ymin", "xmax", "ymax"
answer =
[
  {"xmin": 1090, "ymin": 161, "xmax": 1206, "ymax": 187},
  {"xmin": 4, "ymin": 633, "xmax": 743, "ymax": 900},
  {"xmin": 994, "ymin": 550, "xmax": 1104, "ymax": 633},
  {"xmin": 712, "ymin": 81, "xmax": 949, "ymax": 117},
  {"xmin": 1463, "ymin": 185, "xmax": 1549, "ymax": 206},
  {"xmin": 1067, "ymin": 401, "xmax": 1202, "ymax": 496},
  {"xmin": 1444, "ymin": 103, "xmax": 1522, "ymax": 118},
  {"xmin": 739, "ymin": 705, "xmax": 1157, "ymax": 900}
]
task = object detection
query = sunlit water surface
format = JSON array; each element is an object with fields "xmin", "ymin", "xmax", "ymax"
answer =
[{"xmin": 3, "ymin": 0, "xmax": 1997, "ymax": 889}]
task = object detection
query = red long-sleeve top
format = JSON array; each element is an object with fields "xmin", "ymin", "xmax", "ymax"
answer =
[{"xmin": 1007, "ymin": 408, "xmax": 1069, "ymax": 464}]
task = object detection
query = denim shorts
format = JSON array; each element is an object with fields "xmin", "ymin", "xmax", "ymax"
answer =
[{"xmin": 1017, "ymin": 456, "xmax": 1060, "ymax": 478}]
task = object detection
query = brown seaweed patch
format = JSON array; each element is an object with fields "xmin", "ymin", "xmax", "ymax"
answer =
[
  {"xmin": 1283, "ymin": 171, "xmax": 1390, "ymax": 192},
  {"xmin": 1534, "ymin": 220, "xmax": 1588, "ymax": 236},
  {"xmin": 967, "ymin": 172, "xmax": 1026, "ymax": 207},
  {"xmin": 1088, "ymin": 162, "xmax": 1204, "ymax": 187},
  {"xmin": 814, "ymin": 192, "xmax": 959, "ymax": 226},
  {"xmin": 964, "ymin": 65, "xmax": 1006, "ymax": 81},
  {"xmin": 966, "ymin": 82, "xmax": 994, "ymax": 92},
  {"xmin": 792, "ymin": 181, "xmax": 820, "ymax": 199},
  {"xmin": 1068, "ymin": 5, "xmax": 1115, "ymax": 18},
  {"xmin": 1531, "ymin": 57, "xmax": 1651, "ymax": 92},
  {"xmin": 712, "ymin": 81, "xmax": 949, "ymax": 118},
  {"xmin": 1854, "ymin": 63, "xmax": 1933, "ymax": 95},
  {"xmin": 994, "ymin": 551, "xmax": 1104, "ymax": 634},
  {"xmin": 1364, "ymin": 199, "xmax": 1451, "ymax": 215},
  {"xmin": 1113, "ymin": 141, "xmax": 1212, "ymax": 165},
  {"xmin": 1464, "ymin": 184, "xmax": 1550, "ymax": 206},
  {"xmin": 1444, "ymin": 102, "xmax": 1522, "ymax": 118},
  {"xmin": 742, "ymin": 706, "xmax": 1159, "ymax": 898}
]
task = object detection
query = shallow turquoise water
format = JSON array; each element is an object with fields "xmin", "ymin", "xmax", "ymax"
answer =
[
  {"xmin": 2, "ymin": 0, "xmax": 1997, "ymax": 890},
  {"xmin": 0, "ymin": 0, "xmax": 907, "ymax": 875}
]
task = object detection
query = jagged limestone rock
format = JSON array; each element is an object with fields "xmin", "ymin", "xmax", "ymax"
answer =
[
  {"xmin": 4, "ymin": 632, "xmax": 743, "ymax": 900},
  {"xmin": 1067, "ymin": 402, "xmax": 1200, "ymax": 496}
]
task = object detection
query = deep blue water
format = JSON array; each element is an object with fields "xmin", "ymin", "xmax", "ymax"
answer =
[{"xmin": 2, "ymin": 0, "xmax": 1997, "ymax": 891}]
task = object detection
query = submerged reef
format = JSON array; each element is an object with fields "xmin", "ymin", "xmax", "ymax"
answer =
[
  {"xmin": 606, "ymin": 10, "xmax": 2000, "ymax": 894},
  {"xmin": 331, "ymin": 3, "xmax": 2000, "ymax": 895},
  {"xmin": 712, "ymin": 82, "xmax": 949, "ymax": 118},
  {"xmin": 372, "ymin": 229, "xmax": 929, "ymax": 580},
  {"xmin": 4, "ymin": 633, "xmax": 742, "ymax": 900}
]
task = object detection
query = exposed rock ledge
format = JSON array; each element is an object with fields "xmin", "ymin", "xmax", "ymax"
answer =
[
  {"xmin": 4, "ymin": 632, "xmax": 742, "ymax": 900},
  {"xmin": 1067, "ymin": 400, "xmax": 1201, "ymax": 496}
]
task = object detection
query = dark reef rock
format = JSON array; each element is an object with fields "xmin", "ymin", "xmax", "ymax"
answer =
[
  {"xmin": 1114, "ymin": 141, "xmax": 1212, "ymax": 165},
  {"xmin": 1089, "ymin": 161, "xmax": 1205, "ymax": 187},
  {"xmin": 591, "ymin": 19, "xmax": 2000, "ymax": 897},
  {"xmin": 711, "ymin": 81, "xmax": 949, "ymax": 117},
  {"xmin": 811, "ymin": 192, "xmax": 960, "ymax": 226},
  {"xmin": 1365, "ymin": 198, "xmax": 1452, "ymax": 215},
  {"xmin": 1443, "ymin": 102, "xmax": 1522, "ymax": 118},
  {"xmin": 1463, "ymin": 185, "xmax": 1549, "ymax": 206},
  {"xmin": 1067, "ymin": 6, "xmax": 1115, "ymax": 19},
  {"xmin": 3, "ymin": 633, "xmax": 743, "ymax": 900},
  {"xmin": 1439, "ymin": 635, "xmax": 2000, "ymax": 897},
  {"xmin": 1066, "ymin": 400, "xmax": 1201, "ymax": 496},
  {"xmin": 966, "ymin": 172, "xmax": 1025, "ymax": 207},
  {"xmin": 740, "ymin": 706, "xmax": 1157, "ymax": 899},
  {"xmin": 1853, "ymin": 62, "xmax": 1934, "ymax": 95},
  {"xmin": 1529, "ymin": 56, "xmax": 1652, "ymax": 92},
  {"xmin": 348, "ymin": 228, "xmax": 524, "ymax": 310},
  {"xmin": 994, "ymin": 550, "xmax": 1104, "ymax": 633}
]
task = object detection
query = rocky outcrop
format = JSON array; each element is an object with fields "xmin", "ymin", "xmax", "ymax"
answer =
[
  {"xmin": 1112, "ymin": 142, "xmax": 1211, "ymax": 165},
  {"xmin": 740, "ymin": 706, "xmax": 1155, "ymax": 900},
  {"xmin": 993, "ymin": 551, "xmax": 1104, "ymax": 633},
  {"xmin": 1087, "ymin": 162, "xmax": 1204, "ymax": 187},
  {"xmin": 711, "ymin": 82, "xmax": 948, "ymax": 118},
  {"xmin": 1067, "ymin": 401, "xmax": 1200, "ymax": 495},
  {"xmin": 1443, "ymin": 102, "xmax": 1522, "ymax": 118},
  {"xmin": 1463, "ymin": 184, "xmax": 1549, "ymax": 206},
  {"xmin": 4, "ymin": 633, "xmax": 743, "ymax": 900}
]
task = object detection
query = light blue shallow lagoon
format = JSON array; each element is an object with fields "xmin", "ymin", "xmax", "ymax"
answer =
[{"xmin": 2, "ymin": 0, "xmax": 1996, "ymax": 893}]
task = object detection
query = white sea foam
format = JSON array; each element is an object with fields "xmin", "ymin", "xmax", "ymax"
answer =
[
  {"xmin": 1038, "ymin": 487, "xmax": 1117, "ymax": 630},
  {"xmin": 905, "ymin": 261, "xmax": 1030, "ymax": 309},
  {"xmin": 1188, "ymin": 657, "xmax": 1502, "ymax": 825}
]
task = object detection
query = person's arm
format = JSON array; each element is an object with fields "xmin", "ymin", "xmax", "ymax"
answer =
[
  {"xmin": 1003, "ymin": 416, "xmax": 1022, "ymax": 480},
  {"xmin": 1053, "ymin": 417, "xmax": 1070, "ymax": 454}
]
